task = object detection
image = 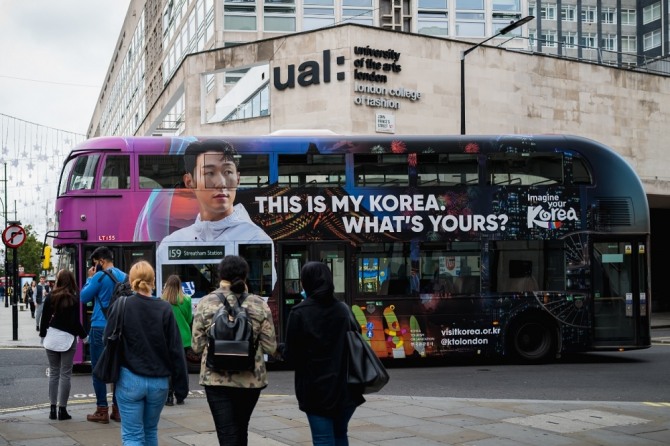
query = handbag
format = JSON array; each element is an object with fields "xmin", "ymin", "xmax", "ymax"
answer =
[
  {"xmin": 43, "ymin": 327, "xmax": 75, "ymax": 352},
  {"xmin": 93, "ymin": 295, "xmax": 127, "ymax": 384},
  {"xmin": 341, "ymin": 302, "xmax": 390, "ymax": 394}
]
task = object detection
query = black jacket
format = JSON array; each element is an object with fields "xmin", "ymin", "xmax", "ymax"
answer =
[
  {"xmin": 284, "ymin": 296, "xmax": 365, "ymax": 417},
  {"xmin": 105, "ymin": 293, "xmax": 189, "ymax": 401},
  {"xmin": 39, "ymin": 294, "xmax": 87, "ymax": 339}
]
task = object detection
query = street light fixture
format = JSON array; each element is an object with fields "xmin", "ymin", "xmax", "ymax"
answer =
[{"xmin": 460, "ymin": 16, "xmax": 535, "ymax": 135}]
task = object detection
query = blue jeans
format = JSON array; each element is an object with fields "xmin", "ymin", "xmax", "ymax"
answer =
[
  {"xmin": 89, "ymin": 327, "xmax": 110, "ymax": 407},
  {"xmin": 306, "ymin": 406, "xmax": 357, "ymax": 446},
  {"xmin": 116, "ymin": 367, "xmax": 169, "ymax": 446}
]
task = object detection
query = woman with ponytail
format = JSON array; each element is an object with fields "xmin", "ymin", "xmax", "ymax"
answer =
[
  {"xmin": 191, "ymin": 255, "xmax": 277, "ymax": 446},
  {"xmin": 106, "ymin": 260, "xmax": 188, "ymax": 446}
]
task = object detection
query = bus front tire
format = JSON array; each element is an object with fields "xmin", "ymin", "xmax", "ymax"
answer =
[{"xmin": 508, "ymin": 316, "xmax": 557, "ymax": 363}]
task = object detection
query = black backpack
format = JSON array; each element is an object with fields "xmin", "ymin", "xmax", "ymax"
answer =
[
  {"xmin": 98, "ymin": 270, "xmax": 133, "ymax": 317},
  {"xmin": 206, "ymin": 292, "xmax": 257, "ymax": 372}
]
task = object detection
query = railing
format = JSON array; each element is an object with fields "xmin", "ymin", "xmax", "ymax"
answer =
[{"xmin": 500, "ymin": 36, "xmax": 670, "ymax": 76}]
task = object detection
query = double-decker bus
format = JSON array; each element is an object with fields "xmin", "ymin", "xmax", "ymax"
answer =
[{"xmin": 51, "ymin": 134, "xmax": 651, "ymax": 366}]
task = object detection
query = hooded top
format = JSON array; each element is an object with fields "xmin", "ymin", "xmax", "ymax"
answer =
[
  {"xmin": 158, "ymin": 203, "xmax": 270, "ymax": 246},
  {"xmin": 300, "ymin": 261, "xmax": 335, "ymax": 302},
  {"xmin": 155, "ymin": 204, "xmax": 277, "ymax": 286},
  {"xmin": 284, "ymin": 261, "xmax": 365, "ymax": 417}
]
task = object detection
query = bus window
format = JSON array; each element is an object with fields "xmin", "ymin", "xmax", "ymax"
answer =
[
  {"xmin": 138, "ymin": 155, "xmax": 185, "ymax": 188},
  {"xmin": 358, "ymin": 243, "xmax": 410, "ymax": 296},
  {"xmin": 419, "ymin": 242, "xmax": 481, "ymax": 296},
  {"xmin": 488, "ymin": 153, "xmax": 563, "ymax": 186},
  {"xmin": 278, "ymin": 154, "xmax": 345, "ymax": 186},
  {"xmin": 354, "ymin": 154, "xmax": 409, "ymax": 187},
  {"xmin": 572, "ymin": 156, "xmax": 593, "ymax": 185},
  {"xmin": 239, "ymin": 243, "xmax": 273, "ymax": 296},
  {"xmin": 492, "ymin": 240, "xmax": 566, "ymax": 293},
  {"xmin": 101, "ymin": 155, "xmax": 131, "ymax": 189},
  {"xmin": 416, "ymin": 154, "xmax": 479, "ymax": 186},
  {"xmin": 239, "ymin": 154, "xmax": 270, "ymax": 188},
  {"xmin": 161, "ymin": 263, "xmax": 218, "ymax": 300},
  {"xmin": 67, "ymin": 155, "xmax": 100, "ymax": 191}
]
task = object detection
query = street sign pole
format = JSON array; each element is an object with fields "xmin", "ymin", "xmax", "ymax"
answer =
[
  {"xmin": 2, "ymin": 222, "xmax": 25, "ymax": 341},
  {"xmin": 11, "ymin": 247, "xmax": 17, "ymax": 341}
]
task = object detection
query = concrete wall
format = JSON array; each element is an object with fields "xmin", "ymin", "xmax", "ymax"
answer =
[{"xmin": 136, "ymin": 24, "xmax": 670, "ymax": 206}]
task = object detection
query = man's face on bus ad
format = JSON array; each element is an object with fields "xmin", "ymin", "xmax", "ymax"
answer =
[{"xmin": 184, "ymin": 151, "xmax": 240, "ymax": 221}]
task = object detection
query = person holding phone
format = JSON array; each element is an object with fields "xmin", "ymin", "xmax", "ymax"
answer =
[{"xmin": 80, "ymin": 247, "xmax": 127, "ymax": 424}]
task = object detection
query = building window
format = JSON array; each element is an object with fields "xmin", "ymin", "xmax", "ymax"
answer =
[
  {"xmin": 529, "ymin": 4, "xmax": 535, "ymax": 17},
  {"xmin": 621, "ymin": 35, "xmax": 636, "ymax": 53},
  {"xmin": 561, "ymin": 5, "xmax": 576, "ymax": 22},
  {"xmin": 456, "ymin": 0, "xmax": 484, "ymax": 37},
  {"xmin": 642, "ymin": 3, "xmax": 661, "ymax": 25},
  {"xmin": 417, "ymin": 0, "xmax": 449, "ymax": 36},
  {"xmin": 540, "ymin": 4, "xmax": 557, "ymax": 20},
  {"xmin": 643, "ymin": 29, "xmax": 661, "ymax": 50},
  {"xmin": 580, "ymin": 32, "xmax": 597, "ymax": 48},
  {"xmin": 264, "ymin": 0, "xmax": 296, "ymax": 32},
  {"xmin": 601, "ymin": 34, "xmax": 616, "ymax": 51},
  {"xmin": 621, "ymin": 9, "xmax": 636, "ymax": 26},
  {"xmin": 224, "ymin": 0, "xmax": 257, "ymax": 31},
  {"xmin": 302, "ymin": 0, "xmax": 335, "ymax": 31},
  {"xmin": 581, "ymin": 6, "xmax": 596, "ymax": 23},
  {"xmin": 541, "ymin": 30, "xmax": 557, "ymax": 47},
  {"xmin": 492, "ymin": 0, "xmax": 519, "ymax": 12},
  {"xmin": 418, "ymin": 12, "xmax": 449, "ymax": 36},
  {"xmin": 601, "ymin": 7, "xmax": 616, "ymax": 24},
  {"xmin": 561, "ymin": 31, "xmax": 577, "ymax": 48},
  {"xmin": 493, "ymin": 18, "xmax": 523, "ymax": 36},
  {"xmin": 456, "ymin": 0, "xmax": 483, "ymax": 9},
  {"xmin": 342, "ymin": 0, "xmax": 373, "ymax": 26}
]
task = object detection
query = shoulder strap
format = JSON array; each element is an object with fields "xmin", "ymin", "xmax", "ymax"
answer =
[
  {"xmin": 340, "ymin": 301, "xmax": 358, "ymax": 329},
  {"xmin": 113, "ymin": 295, "xmax": 128, "ymax": 334},
  {"xmin": 213, "ymin": 291, "xmax": 233, "ymax": 311},
  {"xmin": 102, "ymin": 269, "xmax": 120, "ymax": 284}
]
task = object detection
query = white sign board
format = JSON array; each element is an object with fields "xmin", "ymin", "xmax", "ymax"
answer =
[{"xmin": 375, "ymin": 112, "xmax": 395, "ymax": 133}]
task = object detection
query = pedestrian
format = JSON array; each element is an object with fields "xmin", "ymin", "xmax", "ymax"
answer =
[
  {"xmin": 35, "ymin": 276, "xmax": 48, "ymax": 331},
  {"xmin": 39, "ymin": 269, "xmax": 87, "ymax": 421},
  {"xmin": 283, "ymin": 261, "xmax": 365, "ymax": 446},
  {"xmin": 79, "ymin": 246, "xmax": 126, "ymax": 423},
  {"xmin": 161, "ymin": 274, "xmax": 192, "ymax": 406},
  {"xmin": 191, "ymin": 255, "xmax": 278, "ymax": 445},
  {"xmin": 24, "ymin": 282, "xmax": 35, "ymax": 317},
  {"xmin": 110, "ymin": 260, "xmax": 188, "ymax": 446}
]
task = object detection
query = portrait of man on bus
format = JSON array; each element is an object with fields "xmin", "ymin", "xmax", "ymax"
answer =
[{"xmin": 156, "ymin": 139, "xmax": 273, "ymax": 256}]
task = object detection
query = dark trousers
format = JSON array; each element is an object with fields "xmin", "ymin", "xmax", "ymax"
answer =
[{"xmin": 205, "ymin": 385, "xmax": 261, "ymax": 446}]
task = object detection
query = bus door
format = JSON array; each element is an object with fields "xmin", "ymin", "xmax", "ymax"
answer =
[
  {"xmin": 278, "ymin": 243, "xmax": 348, "ymax": 339},
  {"xmin": 591, "ymin": 239, "xmax": 650, "ymax": 347}
]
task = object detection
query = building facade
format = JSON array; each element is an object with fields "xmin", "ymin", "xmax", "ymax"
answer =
[{"xmin": 87, "ymin": 0, "xmax": 670, "ymax": 310}]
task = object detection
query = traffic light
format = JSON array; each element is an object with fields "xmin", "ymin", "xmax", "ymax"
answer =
[{"xmin": 42, "ymin": 245, "xmax": 51, "ymax": 270}]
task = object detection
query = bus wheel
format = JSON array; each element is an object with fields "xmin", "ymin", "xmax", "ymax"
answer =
[{"xmin": 508, "ymin": 316, "xmax": 556, "ymax": 363}]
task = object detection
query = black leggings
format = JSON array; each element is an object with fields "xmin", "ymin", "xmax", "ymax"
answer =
[{"xmin": 205, "ymin": 386, "xmax": 261, "ymax": 446}]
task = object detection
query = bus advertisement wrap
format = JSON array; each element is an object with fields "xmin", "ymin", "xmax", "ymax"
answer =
[{"xmin": 54, "ymin": 135, "xmax": 651, "ymax": 364}]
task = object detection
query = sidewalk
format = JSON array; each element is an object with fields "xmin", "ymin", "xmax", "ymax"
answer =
[{"xmin": 2, "ymin": 302, "xmax": 670, "ymax": 445}]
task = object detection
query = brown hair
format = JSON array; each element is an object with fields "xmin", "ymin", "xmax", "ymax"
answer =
[
  {"xmin": 162, "ymin": 274, "xmax": 183, "ymax": 305},
  {"xmin": 51, "ymin": 269, "xmax": 78, "ymax": 312}
]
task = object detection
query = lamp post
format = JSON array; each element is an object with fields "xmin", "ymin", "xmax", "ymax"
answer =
[
  {"xmin": 2, "ymin": 163, "xmax": 6, "ymax": 308},
  {"xmin": 460, "ymin": 16, "xmax": 534, "ymax": 135}
]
